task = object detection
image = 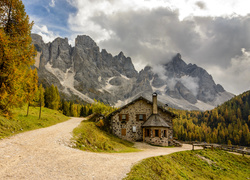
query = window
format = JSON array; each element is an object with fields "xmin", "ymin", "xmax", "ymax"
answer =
[
  {"xmin": 155, "ymin": 130, "xmax": 159, "ymax": 137},
  {"xmin": 122, "ymin": 114, "xmax": 126, "ymax": 120},
  {"xmin": 163, "ymin": 130, "xmax": 168, "ymax": 138},
  {"xmin": 145, "ymin": 129, "xmax": 150, "ymax": 137},
  {"xmin": 121, "ymin": 128, "xmax": 126, "ymax": 136},
  {"xmin": 119, "ymin": 114, "xmax": 129, "ymax": 121},
  {"xmin": 136, "ymin": 114, "xmax": 146, "ymax": 121}
]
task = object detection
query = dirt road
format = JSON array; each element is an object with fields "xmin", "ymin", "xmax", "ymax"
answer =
[{"xmin": 0, "ymin": 117, "xmax": 196, "ymax": 180}]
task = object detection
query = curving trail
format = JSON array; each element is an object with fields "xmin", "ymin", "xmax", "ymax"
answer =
[{"xmin": 0, "ymin": 117, "xmax": 196, "ymax": 180}]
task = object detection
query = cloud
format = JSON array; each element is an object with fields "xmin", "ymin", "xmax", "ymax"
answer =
[
  {"xmin": 23, "ymin": 0, "xmax": 250, "ymax": 94},
  {"xmin": 164, "ymin": 76, "xmax": 200, "ymax": 96},
  {"xmin": 195, "ymin": 1, "xmax": 206, "ymax": 10},
  {"xmin": 208, "ymin": 48, "xmax": 250, "ymax": 94},
  {"xmin": 66, "ymin": 1, "xmax": 250, "ymax": 94},
  {"xmin": 93, "ymin": 8, "xmax": 200, "ymax": 68},
  {"xmin": 32, "ymin": 24, "xmax": 59, "ymax": 43},
  {"xmin": 179, "ymin": 76, "xmax": 200, "ymax": 96},
  {"xmin": 49, "ymin": 0, "xmax": 56, "ymax": 7}
]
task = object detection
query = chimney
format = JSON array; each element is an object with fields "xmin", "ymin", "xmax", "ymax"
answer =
[{"xmin": 152, "ymin": 92, "xmax": 158, "ymax": 114}]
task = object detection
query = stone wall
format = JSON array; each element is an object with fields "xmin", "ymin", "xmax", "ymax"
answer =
[
  {"xmin": 111, "ymin": 100, "xmax": 152, "ymax": 141},
  {"xmin": 158, "ymin": 110, "xmax": 174, "ymax": 145},
  {"xmin": 111, "ymin": 99, "xmax": 173, "ymax": 145},
  {"xmin": 144, "ymin": 128, "xmax": 169, "ymax": 146}
]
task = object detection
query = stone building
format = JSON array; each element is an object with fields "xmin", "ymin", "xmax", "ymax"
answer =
[{"xmin": 107, "ymin": 93, "xmax": 176, "ymax": 146}]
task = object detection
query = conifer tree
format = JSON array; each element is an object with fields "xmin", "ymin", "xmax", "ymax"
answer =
[
  {"xmin": 44, "ymin": 85, "xmax": 60, "ymax": 110},
  {"xmin": 0, "ymin": 0, "xmax": 37, "ymax": 115}
]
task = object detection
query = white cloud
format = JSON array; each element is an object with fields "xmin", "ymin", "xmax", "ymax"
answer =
[
  {"xmin": 25, "ymin": 0, "xmax": 250, "ymax": 95},
  {"xmin": 49, "ymin": 0, "xmax": 56, "ymax": 7},
  {"xmin": 179, "ymin": 76, "xmax": 200, "ymax": 96},
  {"xmin": 208, "ymin": 48, "xmax": 250, "ymax": 95},
  {"xmin": 67, "ymin": 0, "xmax": 250, "ymax": 43},
  {"xmin": 32, "ymin": 24, "xmax": 59, "ymax": 43}
]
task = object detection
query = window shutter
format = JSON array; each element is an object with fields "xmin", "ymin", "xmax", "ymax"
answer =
[
  {"xmin": 143, "ymin": 114, "xmax": 146, "ymax": 121},
  {"xmin": 153, "ymin": 130, "xmax": 155, "ymax": 137},
  {"xmin": 119, "ymin": 114, "xmax": 122, "ymax": 121},
  {"xmin": 159, "ymin": 130, "xmax": 161, "ymax": 138},
  {"xmin": 126, "ymin": 114, "xmax": 129, "ymax": 121},
  {"xmin": 136, "ymin": 114, "xmax": 139, "ymax": 121}
]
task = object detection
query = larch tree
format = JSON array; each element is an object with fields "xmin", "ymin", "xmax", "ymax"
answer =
[
  {"xmin": 0, "ymin": 0, "xmax": 37, "ymax": 116},
  {"xmin": 38, "ymin": 84, "xmax": 44, "ymax": 119}
]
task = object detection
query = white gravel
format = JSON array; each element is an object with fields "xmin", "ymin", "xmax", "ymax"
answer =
[{"xmin": 0, "ymin": 117, "xmax": 197, "ymax": 180}]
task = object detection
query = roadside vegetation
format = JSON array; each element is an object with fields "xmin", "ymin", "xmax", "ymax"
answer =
[
  {"xmin": 0, "ymin": 105, "xmax": 69, "ymax": 139},
  {"xmin": 72, "ymin": 120, "xmax": 140, "ymax": 153},
  {"xmin": 125, "ymin": 149, "xmax": 250, "ymax": 180}
]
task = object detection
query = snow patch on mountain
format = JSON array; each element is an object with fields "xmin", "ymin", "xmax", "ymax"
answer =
[{"xmin": 45, "ymin": 63, "xmax": 94, "ymax": 103}]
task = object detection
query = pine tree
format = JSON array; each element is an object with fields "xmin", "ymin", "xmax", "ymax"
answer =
[{"xmin": 0, "ymin": 0, "xmax": 37, "ymax": 116}]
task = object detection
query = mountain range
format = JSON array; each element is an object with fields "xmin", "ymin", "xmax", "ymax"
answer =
[{"xmin": 31, "ymin": 34, "xmax": 234, "ymax": 110}]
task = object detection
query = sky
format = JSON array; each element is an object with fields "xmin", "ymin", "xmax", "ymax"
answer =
[{"xmin": 22, "ymin": 0, "xmax": 250, "ymax": 95}]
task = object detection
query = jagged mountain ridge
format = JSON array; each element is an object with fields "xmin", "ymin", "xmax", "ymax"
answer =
[{"xmin": 32, "ymin": 34, "xmax": 234, "ymax": 110}]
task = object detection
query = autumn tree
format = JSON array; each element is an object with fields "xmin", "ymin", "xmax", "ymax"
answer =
[
  {"xmin": 0, "ymin": 0, "xmax": 37, "ymax": 116},
  {"xmin": 38, "ymin": 84, "xmax": 44, "ymax": 119},
  {"xmin": 44, "ymin": 85, "xmax": 60, "ymax": 110}
]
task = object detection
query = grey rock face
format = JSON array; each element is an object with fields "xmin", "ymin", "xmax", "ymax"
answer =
[
  {"xmin": 50, "ymin": 37, "xmax": 72, "ymax": 72},
  {"xmin": 163, "ymin": 53, "xmax": 229, "ymax": 103},
  {"xmin": 174, "ymin": 82, "xmax": 197, "ymax": 104},
  {"xmin": 32, "ymin": 34, "xmax": 234, "ymax": 110}
]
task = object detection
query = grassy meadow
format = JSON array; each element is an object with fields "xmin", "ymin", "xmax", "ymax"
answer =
[
  {"xmin": 0, "ymin": 105, "xmax": 69, "ymax": 139},
  {"xmin": 72, "ymin": 120, "xmax": 140, "ymax": 153},
  {"xmin": 125, "ymin": 149, "xmax": 250, "ymax": 180}
]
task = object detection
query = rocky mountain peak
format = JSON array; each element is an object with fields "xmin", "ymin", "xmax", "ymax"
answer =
[
  {"xmin": 118, "ymin": 51, "xmax": 124, "ymax": 57},
  {"xmin": 33, "ymin": 34, "xmax": 234, "ymax": 111},
  {"xmin": 172, "ymin": 53, "xmax": 187, "ymax": 67},
  {"xmin": 75, "ymin": 35, "xmax": 97, "ymax": 49},
  {"xmin": 31, "ymin": 34, "xmax": 43, "ymax": 43}
]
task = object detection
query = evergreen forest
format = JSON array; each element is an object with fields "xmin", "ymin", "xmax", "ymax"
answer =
[{"xmin": 172, "ymin": 90, "xmax": 250, "ymax": 146}]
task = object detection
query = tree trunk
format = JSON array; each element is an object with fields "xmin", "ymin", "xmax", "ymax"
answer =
[
  {"xmin": 27, "ymin": 102, "xmax": 30, "ymax": 116},
  {"xmin": 39, "ymin": 101, "xmax": 42, "ymax": 119}
]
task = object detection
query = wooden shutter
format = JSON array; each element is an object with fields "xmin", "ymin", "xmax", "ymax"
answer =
[
  {"xmin": 143, "ymin": 114, "xmax": 146, "ymax": 121},
  {"xmin": 136, "ymin": 114, "xmax": 139, "ymax": 121},
  {"xmin": 119, "ymin": 114, "xmax": 122, "ymax": 121},
  {"xmin": 159, "ymin": 130, "xmax": 161, "ymax": 138},
  {"xmin": 153, "ymin": 130, "xmax": 155, "ymax": 137},
  {"xmin": 121, "ymin": 128, "xmax": 126, "ymax": 136},
  {"xmin": 126, "ymin": 114, "xmax": 129, "ymax": 121}
]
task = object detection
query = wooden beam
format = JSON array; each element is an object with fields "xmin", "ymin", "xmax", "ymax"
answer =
[{"xmin": 143, "ymin": 128, "xmax": 145, "ymax": 142}]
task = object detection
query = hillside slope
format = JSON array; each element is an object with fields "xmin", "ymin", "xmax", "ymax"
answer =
[
  {"xmin": 125, "ymin": 149, "xmax": 250, "ymax": 180},
  {"xmin": 173, "ymin": 90, "xmax": 250, "ymax": 146},
  {"xmin": 0, "ymin": 106, "xmax": 69, "ymax": 139}
]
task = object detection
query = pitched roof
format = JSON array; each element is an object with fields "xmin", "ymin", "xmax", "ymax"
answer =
[
  {"xmin": 142, "ymin": 114, "xmax": 170, "ymax": 128},
  {"xmin": 107, "ymin": 96, "xmax": 176, "ymax": 118}
]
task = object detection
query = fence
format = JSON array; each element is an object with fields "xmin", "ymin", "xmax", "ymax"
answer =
[{"xmin": 190, "ymin": 142, "xmax": 250, "ymax": 156}]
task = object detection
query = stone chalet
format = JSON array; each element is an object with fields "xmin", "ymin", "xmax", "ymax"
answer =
[{"xmin": 107, "ymin": 93, "xmax": 176, "ymax": 146}]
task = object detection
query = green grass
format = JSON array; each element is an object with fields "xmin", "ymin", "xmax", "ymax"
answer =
[
  {"xmin": 125, "ymin": 149, "xmax": 250, "ymax": 180},
  {"xmin": 72, "ymin": 120, "xmax": 140, "ymax": 153},
  {"xmin": 0, "ymin": 105, "xmax": 69, "ymax": 139}
]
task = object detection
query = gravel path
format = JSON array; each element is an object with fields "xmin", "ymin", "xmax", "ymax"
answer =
[{"xmin": 0, "ymin": 117, "xmax": 196, "ymax": 180}]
